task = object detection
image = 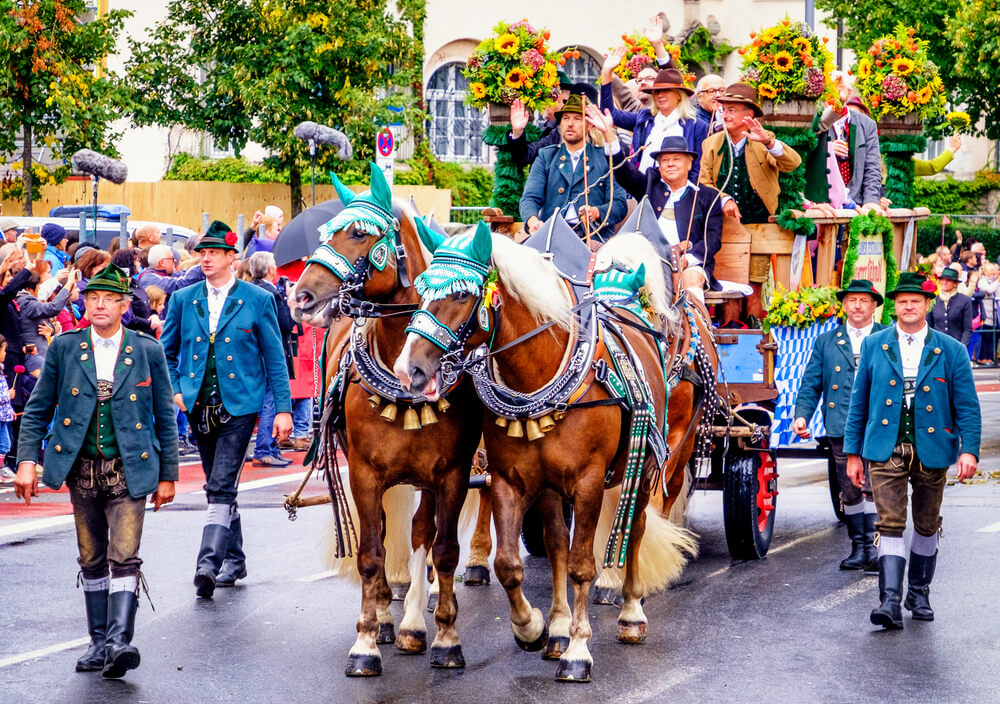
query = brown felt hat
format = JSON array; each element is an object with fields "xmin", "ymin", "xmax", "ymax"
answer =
[
  {"xmin": 717, "ymin": 82, "xmax": 764, "ymax": 117},
  {"xmin": 642, "ymin": 68, "xmax": 693, "ymax": 96}
]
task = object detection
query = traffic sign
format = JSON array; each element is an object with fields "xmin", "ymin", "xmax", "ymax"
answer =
[{"xmin": 376, "ymin": 128, "xmax": 395, "ymax": 158}]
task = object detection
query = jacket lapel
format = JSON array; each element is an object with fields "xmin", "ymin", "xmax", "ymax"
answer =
[
  {"xmin": 914, "ymin": 329, "xmax": 944, "ymax": 389},
  {"xmin": 191, "ymin": 281, "xmax": 210, "ymax": 335},
  {"xmin": 112, "ymin": 329, "xmax": 136, "ymax": 396},
  {"xmin": 214, "ymin": 280, "xmax": 247, "ymax": 336},
  {"xmin": 834, "ymin": 325, "xmax": 854, "ymax": 365},
  {"xmin": 885, "ymin": 326, "xmax": 905, "ymax": 381},
  {"xmin": 77, "ymin": 332, "xmax": 98, "ymax": 389},
  {"xmin": 554, "ymin": 144, "xmax": 573, "ymax": 186}
]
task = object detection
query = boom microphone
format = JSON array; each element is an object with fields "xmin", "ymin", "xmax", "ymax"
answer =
[
  {"xmin": 293, "ymin": 121, "xmax": 353, "ymax": 160},
  {"xmin": 71, "ymin": 149, "xmax": 128, "ymax": 184}
]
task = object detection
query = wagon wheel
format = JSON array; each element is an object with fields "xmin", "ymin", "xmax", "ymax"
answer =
[
  {"xmin": 521, "ymin": 497, "xmax": 574, "ymax": 557},
  {"xmin": 723, "ymin": 441, "xmax": 778, "ymax": 560}
]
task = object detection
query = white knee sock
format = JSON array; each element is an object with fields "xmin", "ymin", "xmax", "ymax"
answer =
[
  {"xmin": 109, "ymin": 575, "xmax": 138, "ymax": 594},
  {"xmin": 910, "ymin": 531, "xmax": 939, "ymax": 557},
  {"xmin": 862, "ymin": 498, "xmax": 877, "ymax": 515},
  {"xmin": 206, "ymin": 503, "xmax": 232, "ymax": 528},
  {"xmin": 843, "ymin": 501, "xmax": 865, "ymax": 516},
  {"xmin": 877, "ymin": 535, "xmax": 906, "ymax": 559},
  {"xmin": 82, "ymin": 576, "xmax": 110, "ymax": 592}
]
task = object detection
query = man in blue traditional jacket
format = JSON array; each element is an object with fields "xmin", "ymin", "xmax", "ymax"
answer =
[
  {"xmin": 161, "ymin": 221, "xmax": 292, "ymax": 598},
  {"xmin": 844, "ymin": 272, "xmax": 981, "ymax": 630},
  {"xmin": 794, "ymin": 279, "xmax": 886, "ymax": 572}
]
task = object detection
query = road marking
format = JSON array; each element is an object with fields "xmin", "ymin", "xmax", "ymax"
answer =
[
  {"xmin": 189, "ymin": 471, "xmax": 308, "ymax": 496},
  {"xmin": 977, "ymin": 520, "xmax": 1000, "ymax": 533},
  {"xmin": 297, "ymin": 569, "xmax": 340, "ymax": 582},
  {"xmin": 802, "ymin": 578, "xmax": 873, "ymax": 612},
  {"xmin": 704, "ymin": 526, "xmax": 837, "ymax": 580},
  {"xmin": 0, "ymin": 637, "xmax": 89, "ymax": 669}
]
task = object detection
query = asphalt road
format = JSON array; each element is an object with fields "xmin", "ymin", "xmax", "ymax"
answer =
[{"xmin": 3, "ymin": 422, "xmax": 1000, "ymax": 703}]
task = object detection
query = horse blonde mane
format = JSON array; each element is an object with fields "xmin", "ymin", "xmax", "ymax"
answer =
[
  {"xmin": 597, "ymin": 233, "xmax": 680, "ymax": 338},
  {"xmin": 490, "ymin": 233, "xmax": 573, "ymax": 329}
]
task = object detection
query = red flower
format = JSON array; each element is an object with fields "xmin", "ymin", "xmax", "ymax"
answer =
[
  {"xmin": 13, "ymin": 365, "xmax": 25, "ymax": 373},
  {"xmin": 921, "ymin": 280, "xmax": 937, "ymax": 293},
  {"xmin": 225, "ymin": 231, "xmax": 238, "ymax": 246},
  {"xmin": 871, "ymin": 286, "xmax": 879, "ymax": 294}
]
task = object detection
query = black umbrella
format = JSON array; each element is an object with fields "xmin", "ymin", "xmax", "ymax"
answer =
[{"xmin": 272, "ymin": 199, "xmax": 345, "ymax": 267}]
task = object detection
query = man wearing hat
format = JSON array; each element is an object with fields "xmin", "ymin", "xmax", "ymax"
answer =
[
  {"xmin": 698, "ymin": 82, "xmax": 802, "ymax": 224},
  {"xmin": 42, "ymin": 222, "xmax": 71, "ymax": 274},
  {"xmin": 845, "ymin": 272, "xmax": 980, "ymax": 629},
  {"xmin": 160, "ymin": 221, "xmax": 292, "ymax": 598},
  {"xmin": 0, "ymin": 217, "xmax": 18, "ymax": 243},
  {"xmin": 793, "ymin": 279, "xmax": 887, "ymax": 571},
  {"xmin": 520, "ymin": 94, "xmax": 628, "ymax": 244},
  {"xmin": 503, "ymin": 69, "xmax": 574, "ymax": 169},
  {"xmin": 14, "ymin": 263, "xmax": 178, "ymax": 678},
  {"xmin": 927, "ymin": 266, "xmax": 974, "ymax": 347}
]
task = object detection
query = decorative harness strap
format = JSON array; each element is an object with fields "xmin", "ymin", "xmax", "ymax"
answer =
[{"xmin": 350, "ymin": 322, "xmax": 461, "ymax": 404}]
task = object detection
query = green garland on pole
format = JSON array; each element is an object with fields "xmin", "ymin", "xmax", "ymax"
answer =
[
  {"xmin": 482, "ymin": 123, "xmax": 541, "ymax": 218},
  {"xmin": 841, "ymin": 212, "xmax": 898, "ymax": 323},
  {"xmin": 767, "ymin": 126, "xmax": 819, "ymax": 237},
  {"xmin": 880, "ymin": 133, "xmax": 927, "ymax": 210}
]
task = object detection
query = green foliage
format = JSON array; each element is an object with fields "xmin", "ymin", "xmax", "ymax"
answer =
[
  {"xmin": 841, "ymin": 212, "xmax": 898, "ymax": 322},
  {"xmin": 126, "ymin": 0, "xmax": 423, "ymax": 213},
  {"xmin": 0, "ymin": 0, "xmax": 131, "ymax": 213},
  {"xmin": 947, "ymin": 3, "xmax": 1000, "ymax": 140},
  {"xmin": 679, "ymin": 25, "xmax": 735, "ymax": 74},
  {"xmin": 768, "ymin": 126, "xmax": 819, "ymax": 237},
  {"xmin": 482, "ymin": 123, "xmax": 540, "ymax": 217},
  {"xmin": 914, "ymin": 170, "xmax": 1000, "ymax": 214},
  {"xmin": 880, "ymin": 134, "xmax": 926, "ymax": 209}
]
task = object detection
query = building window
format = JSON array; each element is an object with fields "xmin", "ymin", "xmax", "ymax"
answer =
[
  {"xmin": 425, "ymin": 63, "xmax": 489, "ymax": 163},
  {"xmin": 558, "ymin": 48, "xmax": 601, "ymax": 86},
  {"xmin": 919, "ymin": 138, "xmax": 947, "ymax": 162}
]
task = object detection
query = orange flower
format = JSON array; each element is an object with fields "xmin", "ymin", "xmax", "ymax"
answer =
[
  {"xmin": 916, "ymin": 86, "xmax": 932, "ymax": 104},
  {"xmin": 505, "ymin": 67, "xmax": 527, "ymax": 89},
  {"xmin": 750, "ymin": 31, "xmax": 757, "ymax": 39},
  {"xmin": 738, "ymin": 47, "xmax": 746, "ymax": 55},
  {"xmin": 773, "ymin": 50, "xmax": 795, "ymax": 72}
]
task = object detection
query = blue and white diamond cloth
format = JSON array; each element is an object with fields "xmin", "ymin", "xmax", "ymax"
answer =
[{"xmin": 770, "ymin": 318, "xmax": 839, "ymax": 447}]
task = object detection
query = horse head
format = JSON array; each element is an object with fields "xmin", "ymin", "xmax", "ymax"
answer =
[
  {"xmin": 293, "ymin": 163, "xmax": 427, "ymax": 325},
  {"xmin": 394, "ymin": 220, "xmax": 497, "ymax": 400}
]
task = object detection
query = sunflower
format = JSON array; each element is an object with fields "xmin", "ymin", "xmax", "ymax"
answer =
[
  {"xmin": 857, "ymin": 59, "xmax": 872, "ymax": 80},
  {"xmin": 494, "ymin": 32, "xmax": 520, "ymax": 56},
  {"xmin": 916, "ymin": 86, "xmax": 932, "ymax": 104},
  {"xmin": 758, "ymin": 83, "xmax": 778, "ymax": 100},
  {"xmin": 539, "ymin": 63, "xmax": 557, "ymax": 88},
  {"xmin": 773, "ymin": 51, "xmax": 795, "ymax": 72},
  {"xmin": 505, "ymin": 67, "xmax": 527, "ymax": 89},
  {"xmin": 891, "ymin": 57, "xmax": 915, "ymax": 76},
  {"xmin": 470, "ymin": 82, "xmax": 487, "ymax": 100},
  {"xmin": 792, "ymin": 37, "xmax": 811, "ymax": 54}
]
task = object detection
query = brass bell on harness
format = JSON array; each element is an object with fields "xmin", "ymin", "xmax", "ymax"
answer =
[
  {"xmin": 437, "ymin": 397, "xmax": 451, "ymax": 413},
  {"xmin": 538, "ymin": 415, "xmax": 556, "ymax": 433},
  {"xmin": 420, "ymin": 404, "xmax": 438, "ymax": 426},
  {"xmin": 367, "ymin": 394, "xmax": 381, "ymax": 409},
  {"xmin": 495, "ymin": 416, "xmax": 509, "ymax": 428},
  {"xmin": 403, "ymin": 407, "xmax": 421, "ymax": 431},
  {"xmin": 507, "ymin": 419, "xmax": 524, "ymax": 438},
  {"xmin": 380, "ymin": 404, "xmax": 398, "ymax": 423},
  {"xmin": 525, "ymin": 419, "xmax": 544, "ymax": 442}
]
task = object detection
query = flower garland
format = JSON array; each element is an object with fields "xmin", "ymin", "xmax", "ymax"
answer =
[
  {"xmin": 763, "ymin": 284, "xmax": 841, "ymax": 331},
  {"xmin": 464, "ymin": 20, "xmax": 563, "ymax": 112},
  {"xmin": 611, "ymin": 32, "xmax": 692, "ymax": 84},
  {"xmin": 881, "ymin": 133, "xmax": 927, "ymax": 210},
  {"xmin": 738, "ymin": 15, "xmax": 837, "ymax": 106},
  {"xmin": 483, "ymin": 123, "xmax": 541, "ymax": 217},
  {"xmin": 769, "ymin": 126, "xmax": 819, "ymax": 237},
  {"xmin": 852, "ymin": 25, "xmax": 947, "ymax": 122},
  {"xmin": 840, "ymin": 212, "xmax": 898, "ymax": 323}
]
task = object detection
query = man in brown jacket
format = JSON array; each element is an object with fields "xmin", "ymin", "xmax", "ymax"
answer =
[{"xmin": 699, "ymin": 82, "xmax": 801, "ymax": 224}]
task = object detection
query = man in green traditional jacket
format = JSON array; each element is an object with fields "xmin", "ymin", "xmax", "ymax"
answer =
[{"xmin": 14, "ymin": 263, "xmax": 178, "ymax": 679}]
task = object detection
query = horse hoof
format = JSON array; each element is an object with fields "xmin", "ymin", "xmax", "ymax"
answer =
[
  {"xmin": 345, "ymin": 654, "xmax": 382, "ymax": 677},
  {"xmin": 376, "ymin": 622, "xmax": 396, "ymax": 645},
  {"xmin": 395, "ymin": 629, "xmax": 427, "ymax": 653},
  {"xmin": 389, "ymin": 582, "xmax": 410, "ymax": 601},
  {"xmin": 462, "ymin": 565, "xmax": 491, "ymax": 586},
  {"xmin": 430, "ymin": 645, "xmax": 466, "ymax": 669},
  {"xmin": 616, "ymin": 620, "xmax": 648, "ymax": 644},
  {"xmin": 592, "ymin": 587, "xmax": 622, "ymax": 607},
  {"xmin": 555, "ymin": 658, "xmax": 592, "ymax": 683},
  {"xmin": 426, "ymin": 594, "xmax": 439, "ymax": 612},
  {"xmin": 541, "ymin": 635, "xmax": 570, "ymax": 660},
  {"xmin": 515, "ymin": 625, "xmax": 548, "ymax": 652}
]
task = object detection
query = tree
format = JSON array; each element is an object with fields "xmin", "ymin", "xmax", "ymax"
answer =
[
  {"xmin": 127, "ymin": 0, "xmax": 423, "ymax": 215},
  {"xmin": 0, "ymin": 0, "xmax": 130, "ymax": 214},
  {"xmin": 947, "ymin": 0, "xmax": 1000, "ymax": 140}
]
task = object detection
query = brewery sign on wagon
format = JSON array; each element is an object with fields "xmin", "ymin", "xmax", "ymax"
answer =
[{"xmin": 850, "ymin": 228, "xmax": 887, "ymax": 313}]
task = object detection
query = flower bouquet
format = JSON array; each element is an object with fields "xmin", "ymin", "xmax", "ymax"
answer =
[
  {"xmin": 464, "ymin": 19, "xmax": 564, "ymax": 124},
  {"xmin": 611, "ymin": 32, "xmax": 692, "ymax": 85},
  {"xmin": 852, "ymin": 25, "xmax": 946, "ymax": 133},
  {"xmin": 945, "ymin": 110, "xmax": 971, "ymax": 134},
  {"xmin": 763, "ymin": 284, "xmax": 842, "ymax": 331},
  {"xmin": 738, "ymin": 16, "xmax": 837, "ymax": 125}
]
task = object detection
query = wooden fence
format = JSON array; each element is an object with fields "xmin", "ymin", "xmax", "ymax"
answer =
[{"xmin": 1, "ymin": 179, "xmax": 452, "ymax": 233}]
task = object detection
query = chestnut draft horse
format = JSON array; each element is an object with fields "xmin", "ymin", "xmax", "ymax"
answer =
[
  {"xmin": 292, "ymin": 166, "xmax": 482, "ymax": 676},
  {"xmin": 395, "ymin": 222, "xmax": 697, "ymax": 683}
]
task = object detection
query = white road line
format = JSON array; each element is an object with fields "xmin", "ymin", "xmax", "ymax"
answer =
[
  {"xmin": 0, "ymin": 637, "xmax": 89, "ymax": 669},
  {"xmin": 704, "ymin": 526, "xmax": 837, "ymax": 580},
  {"xmin": 297, "ymin": 569, "xmax": 340, "ymax": 583},
  {"xmin": 188, "ymin": 471, "xmax": 308, "ymax": 496},
  {"xmin": 802, "ymin": 579, "xmax": 873, "ymax": 612},
  {"xmin": 977, "ymin": 520, "xmax": 1000, "ymax": 533}
]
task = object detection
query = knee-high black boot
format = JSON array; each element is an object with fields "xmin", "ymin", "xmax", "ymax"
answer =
[
  {"xmin": 904, "ymin": 551, "xmax": 937, "ymax": 621},
  {"xmin": 194, "ymin": 524, "xmax": 231, "ymax": 598},
  {"xmin": 76, "ymin": 589, "xmax": 108, "ymax": 672},
  {"xmin": 870, "ymin": 555, "xmax": 906, "ymax": 630},
  {"xmin": 862, "ymin": 513, "xmax": 878, "ymax": 574},
  {"xmin": 840, "ymin": 512, "xmax": 866, "ymax": 570},
  {"xmin": 102, "ymin": 591, "xmax": 140, "ymax": 678},
  {"xmin": 216, "ymin": 514, "xmax": 247, "ymax": 587}
]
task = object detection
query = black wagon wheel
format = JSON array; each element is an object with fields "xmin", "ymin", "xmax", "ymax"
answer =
[
  {"xmin": 521, "ymin": 497, "xmax": 574, "ymax": 557},
  {"xmin": 723, "ymin": 439, "xmax": 778, "ymax": 560}
]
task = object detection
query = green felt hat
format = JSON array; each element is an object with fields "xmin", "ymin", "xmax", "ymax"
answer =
[
  {"xmin": 555, "ymin": 93, "xmax": 586, "ymax": 121},
  {"xmin": 836, "ymin": 278, "xmax": 884, "ymax": 306},
  {"xmin": 938, "ymin": 266, "xmax": 960, "ymax": 281},
  {"xmin": 194, "ymin": 220, "xmax": 239, "ymax": 252},
  {"xmin": 83, "ymin": 263, "xmax": 132, "ymax": 296},
  {"xmin": 887, "ymin": 271, "xmax": 937, "ymax": 299},
  {"xmin": 557, "ymin": 69, "xmax": 572, "ymax": 89}
]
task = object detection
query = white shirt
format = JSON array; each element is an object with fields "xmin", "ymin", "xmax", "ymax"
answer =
[
  {"xmin": 656, "ymin": 181, "xmax": 701, "ymax": 267},
  {"xmin": 91, "ymin": 326, "xmax": 123, "ymax": 383},
  {"xmin": 846, "ymin": 321, "xmax": 874, "ymax": 357},
  {"xmin": 640, "ymin": 109, "xmax": 683, "ymax": 172},
  {"xmin": 206, "ymin": 275, "xmax": 236, "ymax": 334},
  {"xmin": 898, "ymin": 324, "xmax": 927, "ymax": 379},
  {"xmin": 731, "ymin": 135, "xmax": 785, "ymax": 158},
  {"xmin": 833, "ymin": 111, "xmax": 851, "ymax": 142}
]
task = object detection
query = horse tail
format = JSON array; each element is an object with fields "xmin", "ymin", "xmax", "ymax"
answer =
[{"xmin": 593, "ymin": 485, "xmax": 698, "ymax": 594}]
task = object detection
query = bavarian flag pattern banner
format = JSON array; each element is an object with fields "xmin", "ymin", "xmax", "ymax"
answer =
[{"xmin": 770, "ymin": 317, "xmax": 838, "ymax": 447}]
